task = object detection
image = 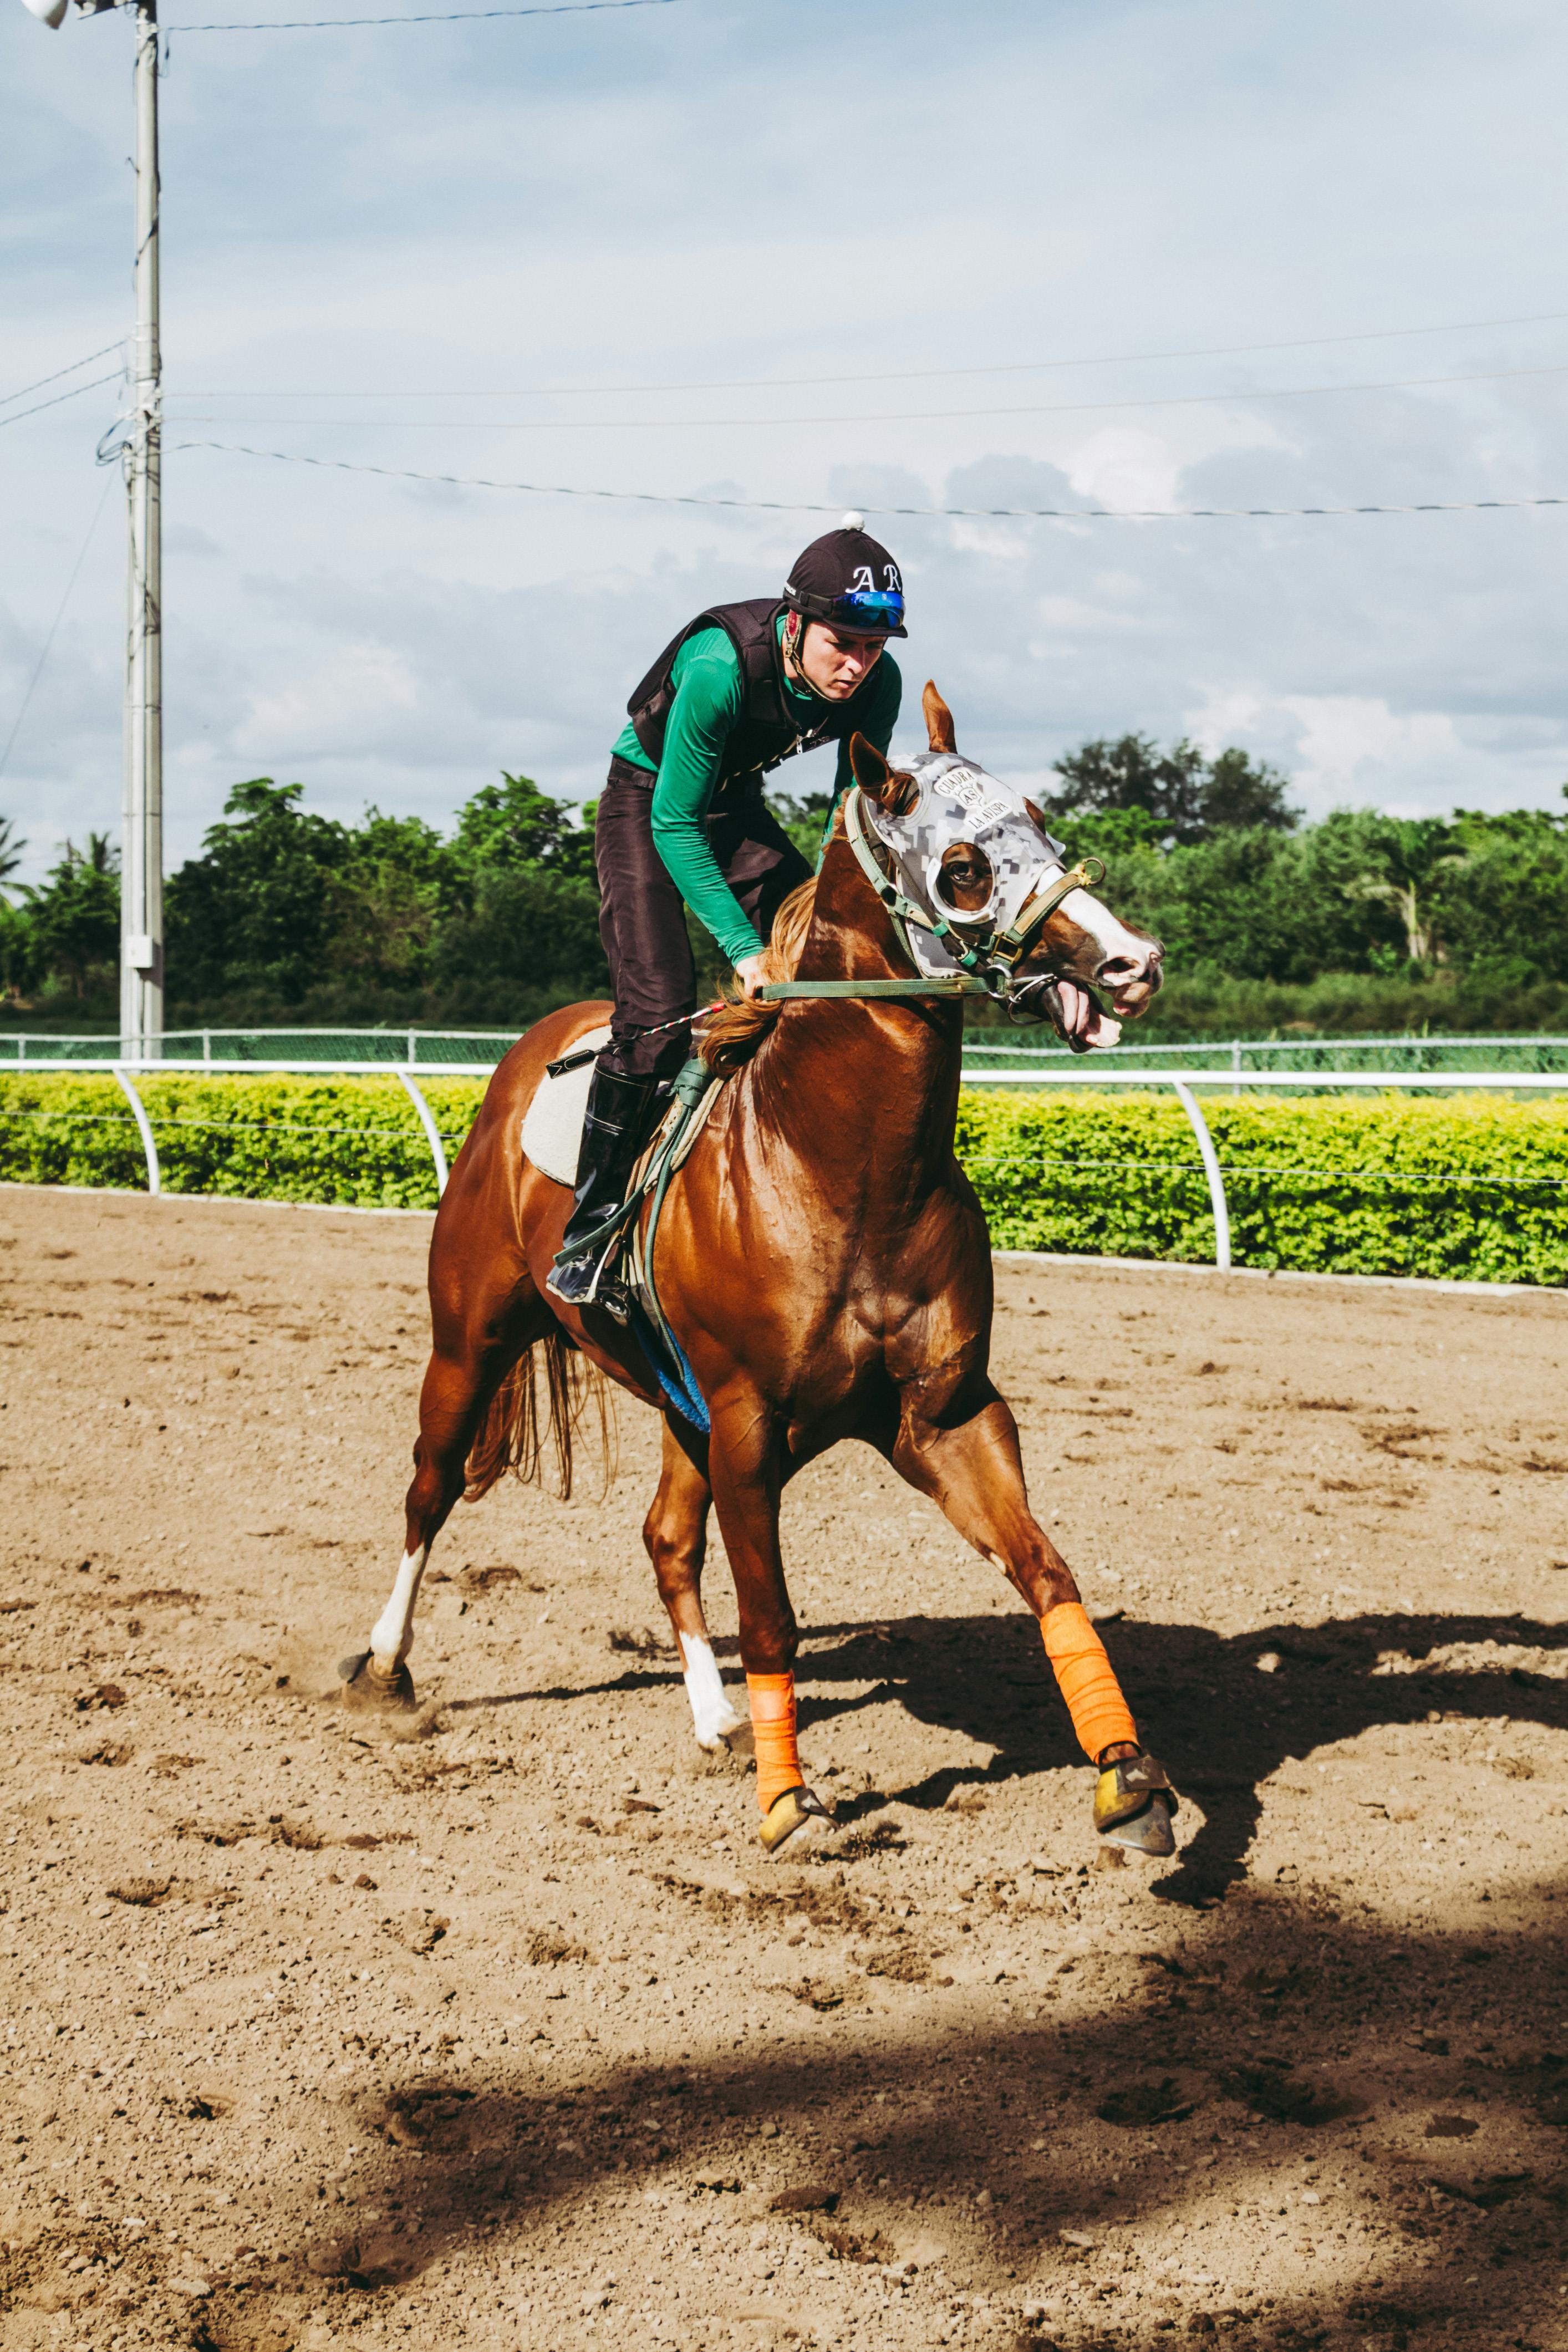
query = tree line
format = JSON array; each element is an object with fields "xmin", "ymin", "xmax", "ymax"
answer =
[{"xmin": 4, "ymin": 735, "xmax": 1566, "ymax": 1035}]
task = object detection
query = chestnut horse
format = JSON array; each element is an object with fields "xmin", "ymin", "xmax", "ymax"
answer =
[{"xmin": 346, "ymin": 686, "xmax": 1178, "ymax": 1858}]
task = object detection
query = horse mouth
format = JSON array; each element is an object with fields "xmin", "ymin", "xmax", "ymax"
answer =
[
  {"xmin": 1045, "ymin": 977, "xmax": 1121, "ymax": 1051},
  {"xmin": 1108, "ymin": 973, "xmax": 1160, "ymax": 1019}
]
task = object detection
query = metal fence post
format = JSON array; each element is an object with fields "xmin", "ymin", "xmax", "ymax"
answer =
[
  {"xmin": 1171, "ymin": 1080, "xmax": 1230, "ymax": 1270},
  {"xmin": 396, "ymin": 1068, "xmax": 448, "ymax": 1197},
  {"xmin": 407, "ymin": 1027, "xmax": 417, "ymax": 1066},
  {"xmin": 113, "ymin": 1065, "xmax": 161, "ymax": 1197},
  {"xmin": 202, "ymin": 1029, "xmax": 211, "ymax": 1066}
]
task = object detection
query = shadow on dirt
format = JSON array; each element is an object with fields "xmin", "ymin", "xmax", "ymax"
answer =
[
  {"xmin": 451, "ymin": 1607, "xmax": 1568, "ymax": 1905},
  {"xmin": 180, "ymin": 1888, "xmax": 1568, "ymax": 2352}
]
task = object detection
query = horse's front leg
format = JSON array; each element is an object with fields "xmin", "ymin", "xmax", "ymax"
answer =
[
  {"xmin": 893, "ymin": 1392, "xmax": 1177, "ymax": 1855},
  {"xmin": 643, "ymin": 1416, "xmax": 751, "ymax": 1754},
  {"xmin": 705, "ymin": 1396, "xmax": 832, "ymax": 1857}
]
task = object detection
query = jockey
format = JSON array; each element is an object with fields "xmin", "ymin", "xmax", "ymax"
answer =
[{"xmin": 547, "ymin": 513, "xmax": 906, "ymax": 1310}]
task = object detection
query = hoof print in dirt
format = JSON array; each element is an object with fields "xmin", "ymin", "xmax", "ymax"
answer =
[
  {"xmin": 374, "ymin": 2084, "xmax": 475, "ymax": 2152},
  {"xmin": 107, "ymin": 1875, "xmax": 174, "ymax": 1908},
  {"xmin": 337, "ymin": 1651, "xmax": 418, "ymax": 1712},
  {"xmin": 1224, "ymin": 2066, "xmax": 1370, "ymax": 2126},
  {"xmin": 79, "ymin": 1739, "xmax": 134, "ymax": 1766},
  {"xmin": 75, "ymin": 1682, "xmax": 128, "ymax": 1712},
  {"xmin": 307, "ymin": 2232, "xmax": 410, "ymax": 2287},
  {"xmin": 386, "ymin": 1907, "xmax": 449, "ymax": 1954},
  {"xmin": 1096, "ymin": 2075, "xmax": 1202, "ymax": 2127},
  {"xmin": 769, "ymin": 2183, "xmax": 840, "ymax": 2214}
]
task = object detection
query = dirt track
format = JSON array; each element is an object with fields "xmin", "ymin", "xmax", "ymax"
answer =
[{"xmin": 2, "ymin": 1184, "xmax": 1567, "ymax": 2352}]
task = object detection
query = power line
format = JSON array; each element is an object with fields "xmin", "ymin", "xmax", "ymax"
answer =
[
  {"xmin": 170, "ymin": 0, "xmax": 678, "ymax": 27},
  {"xmin": 170, "ymin": 439, "xmax": 1568, "ymax": 520},
  {"xmin": 171, "ymin": 308, "xmax": 1568, "ymax": 400},
  {"xmin": 1, "ymin": 340, "xmax": 124, "ymax": 411},
  {"xmin": 163, "ymin": 358, "xmax": 1568, "ymax": 432},
  {"xmin": 0, "ymin": 373, "xmax": 125, "ymax": 431},
  {"xmin": 0, "ymin": 477, "xmax": 116, "ymax": 787}
]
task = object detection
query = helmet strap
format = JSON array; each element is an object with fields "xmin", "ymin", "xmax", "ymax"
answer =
[{"xmin": 782, "ymin": 610, "xmax": 833, "ymax": 704}]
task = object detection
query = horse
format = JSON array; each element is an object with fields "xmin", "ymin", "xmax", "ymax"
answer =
[{"xmin": 344, "ymin": 685, "xmax": 1178, "ymax": 1859}]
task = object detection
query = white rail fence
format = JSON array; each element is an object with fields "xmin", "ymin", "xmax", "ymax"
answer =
[
  {"xmin": 76, "ymin": 1054, "xmax": 1568, "ymax": 1272},
  {"xmin": 11, "ymin": 1026, "xmax": 1568, "ymax": 1076}
]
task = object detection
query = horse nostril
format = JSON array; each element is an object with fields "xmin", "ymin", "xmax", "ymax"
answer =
[{"xmin": 1096, "ymin": 955, "xmax": 1142, "ymax": 986}]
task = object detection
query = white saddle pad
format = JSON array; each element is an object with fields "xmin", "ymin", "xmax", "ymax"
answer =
[{"xmin": 520, "ymin": 1025, "xmax": 611, "ymax": 1187}]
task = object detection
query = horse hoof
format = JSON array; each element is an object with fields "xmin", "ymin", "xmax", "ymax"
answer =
[
  {"xmin": 1101, "ymin": 1794, "xmax": 1177, "ymax": 1857},
  {"xmin": 693, "ymin": 1714, "xmax": 754, "ymax": 1758},
  {"xmin": 757, "ymin": 1784, "xmax": 834, "ymax": 1859},
  {"xmin": 1094, "ymin": 1753, "xmax": 1178, "ymax": 1858},
  {"xmin": 338, "ymin": 1652, "xmax": 417, "ymax": 1713}
]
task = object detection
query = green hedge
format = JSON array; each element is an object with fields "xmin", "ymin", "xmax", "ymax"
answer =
[
  {"xmin": 2, "ymin": 1073, "xmax": 1564, "ymax": 1285},
  {"xmin": 0, "ymin": 1072, "xmax": 484, "ymax": 1211},
  {"xmin": 958, "ymin": 1088, "xmax": 1568, "ymax": 1285}
]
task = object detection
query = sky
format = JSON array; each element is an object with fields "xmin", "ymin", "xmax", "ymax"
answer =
[{"xmin": 2, "ymin": 0, "xmax": 1567, "ymax": 885}]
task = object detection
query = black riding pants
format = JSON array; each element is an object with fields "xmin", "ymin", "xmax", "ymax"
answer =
[{"xmin": 594, "ymin": 756, "xmax": 811, "ymax": 1079}]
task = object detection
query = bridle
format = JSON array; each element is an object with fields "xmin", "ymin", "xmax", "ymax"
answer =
[{"xmin": 762, "ymin": 784, "xmax": 1107, "ymax": 1029}]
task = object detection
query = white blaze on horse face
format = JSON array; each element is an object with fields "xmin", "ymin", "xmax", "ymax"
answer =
[
  {"xmin": 1057, "ymin": 884, "xmax": 1152, "ymax": 990},
  {"xmin": 678, "ymin": 1632, "xmax": 747, "ymax": 1750},
  {"xmin": 370, "ymin": 1545, "xmax": 428, "ymax": 1672}
]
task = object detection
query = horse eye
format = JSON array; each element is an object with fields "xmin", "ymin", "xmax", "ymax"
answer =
[{"xmin": 935, "ymin": 843, "xmax": 994, "ymax": 912}]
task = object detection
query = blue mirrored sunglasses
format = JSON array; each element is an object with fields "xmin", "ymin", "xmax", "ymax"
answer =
[{"xmin": 824, "ymin": 589, "xmax": 905, "ymax": 632}]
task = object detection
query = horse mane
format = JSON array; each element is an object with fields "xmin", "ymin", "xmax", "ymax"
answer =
[{"xmin": 700, "ymin": 875, "xmax": 818, "ymax": 1075}]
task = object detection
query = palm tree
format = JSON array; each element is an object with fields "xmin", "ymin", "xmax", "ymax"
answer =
[
  {"xmin": 0, "ymin": 817, "xmax": 24, "ymax": 900},
  {"xmin": 1350, "ymin": 817, "xmax": 1465, "ymax": 965}
]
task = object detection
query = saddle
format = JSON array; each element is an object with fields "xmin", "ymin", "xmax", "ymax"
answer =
[{"xmin": 524, "ymin": 1046, "xmax": 725, "ymax": 1431}]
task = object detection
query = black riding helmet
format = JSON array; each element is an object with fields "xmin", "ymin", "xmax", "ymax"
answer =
[{"xmin": 783, "ymin": 512, "xmax": 908, "ymax": 638}]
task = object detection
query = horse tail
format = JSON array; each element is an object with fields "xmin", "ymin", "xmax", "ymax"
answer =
[{"xmin": 464, "ymin": 1328, "xmax": 614, "ymax": 1505}]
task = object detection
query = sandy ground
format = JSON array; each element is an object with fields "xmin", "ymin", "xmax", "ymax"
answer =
[{"xmin": 2, "ymin": 1185, "xmax": 1567, "ymax": 2352}]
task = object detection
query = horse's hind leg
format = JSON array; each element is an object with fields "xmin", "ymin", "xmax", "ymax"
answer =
[
  {"xmin": 644, "ymin": 1416, "xmax": 750, "ymax": 1753},
  {"xmin": 342, "ymin": 1343, "xmax": 497, "ymax": 1708},
  {"xmin": 344, "ymin": 1308, "xmax": 545, "ymax": 1709}
]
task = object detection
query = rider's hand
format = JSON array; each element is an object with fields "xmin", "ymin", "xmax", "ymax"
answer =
[{"xmin": 733, "ymin": 953, "xmax": 768, "ymax": 1002}]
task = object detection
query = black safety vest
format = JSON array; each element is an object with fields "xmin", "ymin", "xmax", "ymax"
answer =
[{"xmin": 625, "ymin": 597, "xmax": 882, "ymax": 791}]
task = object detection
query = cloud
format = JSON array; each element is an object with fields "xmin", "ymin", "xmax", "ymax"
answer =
[{"xmin": 3, "ymin": 0, "xmax": 1567, "ymax": 885}]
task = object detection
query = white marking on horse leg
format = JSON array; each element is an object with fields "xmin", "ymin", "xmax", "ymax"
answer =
[
  {"xmin": 369, "ymin": 1546, "xmax": 428, "ymax": 1674},
  {"xmin": 678, "ymin": 1632, "xmax": 749, "ymax": 1751}
]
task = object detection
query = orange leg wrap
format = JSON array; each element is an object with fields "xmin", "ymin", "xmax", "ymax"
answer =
[
  {"xmin": 747, "ymin": 1672, "xmax": 803, "ymax": 1814},
  {"xmin": 1042, "ymin": 1601, "xmax": 1137, "ymax": 1763}
]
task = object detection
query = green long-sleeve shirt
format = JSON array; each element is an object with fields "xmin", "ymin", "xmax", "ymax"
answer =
[{"xmin": 610, "ymin": 615, "xmax": 902, "ymax": 968}]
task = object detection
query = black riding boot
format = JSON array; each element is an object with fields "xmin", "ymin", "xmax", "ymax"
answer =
[{"xmin": 546, "ymin": 1065, "xmax": 660, "ymax": 1313}]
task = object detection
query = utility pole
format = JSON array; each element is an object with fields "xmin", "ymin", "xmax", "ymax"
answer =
[
  {"xmin": 123, "ymin": 0, "xmax": 163, "ymax": 1057},
  {"xmin": 21, "ymin": 0, "xmax": 163, "ymax": 1057}
]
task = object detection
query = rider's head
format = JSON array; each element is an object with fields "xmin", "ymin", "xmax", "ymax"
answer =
[{"xmin": 782, "ymin": 513, "xmax": 905, "ymax": 701}]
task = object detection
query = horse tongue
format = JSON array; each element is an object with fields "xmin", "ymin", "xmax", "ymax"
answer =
[{"xmin": 1081, "ymin": 1007, "xmax": 1123, "ymax": 1051}]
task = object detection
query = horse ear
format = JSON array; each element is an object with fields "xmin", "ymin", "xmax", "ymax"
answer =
[
  {"xmin": 923, "ymin": 681, "xmax": 956, "ymax": 753},
  {"xmin": 848, "ymin": 732, "xmax": 913, "ymax": 811}
]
